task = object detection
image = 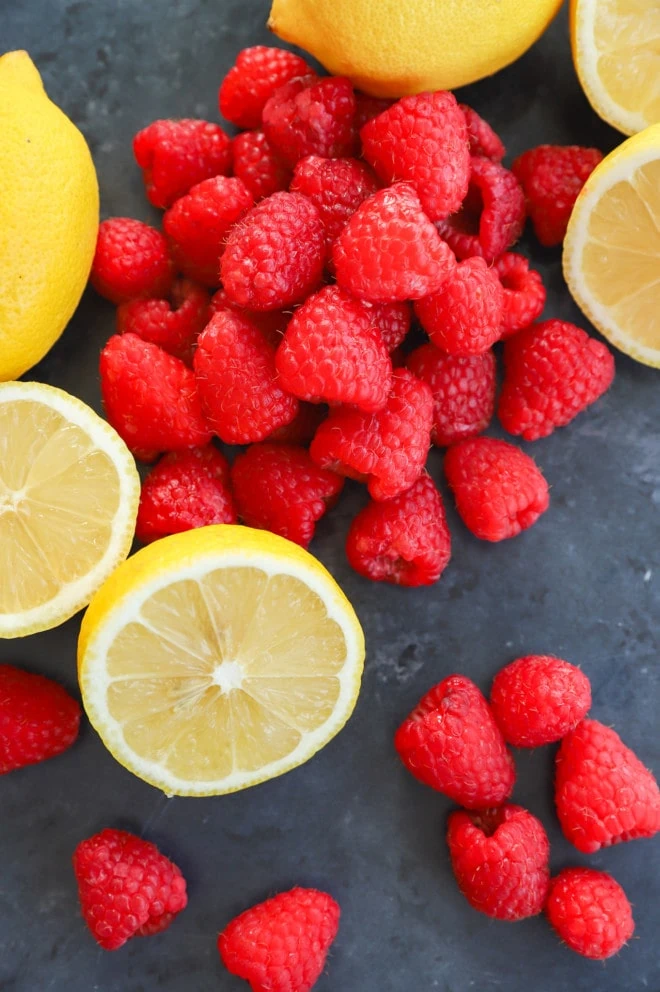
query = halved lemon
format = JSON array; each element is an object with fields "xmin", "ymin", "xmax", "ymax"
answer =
[
  {"xmin": 78, "ymin": 525, "xmax": 365, "ymax": 796},
  {"xmin": 563, "ymin": 124, "xmax": 660, "ymax": 367},
  {"xmin": 0, "ymin": 381, "xmax": 139, "ymax": 637}
]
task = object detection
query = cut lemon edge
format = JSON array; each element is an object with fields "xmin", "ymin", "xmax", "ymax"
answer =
[{"xmin": 78, "ymin": 525, "xmax": 366, "ymax": 797}]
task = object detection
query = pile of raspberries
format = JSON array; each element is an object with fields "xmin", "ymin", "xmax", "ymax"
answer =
[{"xmin": 91, "ymin": 45, "xmax": 614, "ymax": 585}]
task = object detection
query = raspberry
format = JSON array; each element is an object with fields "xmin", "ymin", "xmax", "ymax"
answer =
[
  {"xmin": 490, "ymin": 655, "xmax": 592, "ymax": 748},
  {"xmin": 346, "ymin": 475, "xmax": 451, "ymax": 586},
  {"xmin": 263, "ymin": 74, "xmax": 357, "ymax": 166},
  {"xmin": 218, "ymin": 887, "xmax": 340, "ymax": 992},
  {"xmin": 361, "ymin": 91, "xmax": 470, "ymax": 221},
  {"xmin": 221, "ymin": 191, "xmax": 325, "ymax": 311},
  {"xmin": 354, "ymin": 92, "xmax": 393, "ymax": 130},
  {"xmin": 73, "ymin": 829, "xmax": 187, "ymax": 951},
  {"xmin": 459, "ymin": 104, "xmax": 506, "ymax": 162},
  {"xmin": 0, "ymin": 665, "xmax": 81, "ymax": 774},
  {"xmin": 363, "ymin": 300, "xmax": 411, "ymax": 352},
  {"xmin": 437, "ymin": 157, "xmax": 526, "ymax": 263},
  {"xmin": 406, "ymin": 344, "xmax": 496, "ymax": 447},
  {"xmin": 133, "ymin": 119, "xmax": 232, "ymax": 209},
  {"xmin": 218, "ymin": 46, "xmax": 311, "ymax": 129},
  {"xmin": 555, "ymin": 718, "xmax": 660, "ymax": 854},
  {"xmin": 91, "ymin": 218, "xmax": 173, "ymax": 305},
  {"xmin": 209, "ymin": 287, "xmax": 290, "ymax": 344},
  {"xmin": 194, "ymin": 310, "xmax": 298, "ymax": 443},
  {"xmin": 333, "ymin": 183, "xmax": 456, "ymax": 303},
  {"xmin": 444, "ymin": 437, "xmax": 549, "ymax": 542},
  {"xmin": 163, "ymin": 176, "xmax": 253, "ymax": 286},
  {"xmin": 447, "ymin": 805, "xmax": 550, "ymax": 920},
  {"xmin": 116, "ymin": 277, "xmax": 210, "ymax": 364},
  {"xmin": 276, "ymin": 285, "xmax": 392, "ymax": 412},
  {"xmin": 414, "ymin": 257, "xmax": 504, "ymax": 356},
  {"xmin": 546, "ymin": 868, "xmax": 634, "ymax": 960},
  {"xmin": 310, "ymin": 369, "xmax": 433, "ymax": 501},
  {"xmin": 267, "ymin": 403, "xmax": 327, "ymax": 445},
  {"xmin": 493, "ymin": 253, "xmax": 546, "ymax": 339},
  {"xmin": 513, "ymin": 144, "xmax": 604, "ymax": 247},
  {"xmin": 100, "ymin": 333, "xmax": 211, "ymax": 456},
  {"xmin": 290, "ymin": 155, "xmax": 379, "ymax": 251},
  {"xmin": 231, "ymin": 443, "xmax": 344, "ymax": 548},
  {"xmin": 232, "ymin": 130, "xmax": 292, "ymax": 202},
  {"xmin": 394, "ymin": 675, "xmax": 515, "ymax": 807}
]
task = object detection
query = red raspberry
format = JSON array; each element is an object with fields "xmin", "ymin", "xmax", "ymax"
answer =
[
  {"xmin": 218, "ymin": 887, "xmax": 340, "ymax": 992},
  {"xmin": 406, "ymin": 344, "xmax": 496, "ymax": 447},
  {"xmin": 263, "ymin": 74, "xmax": 357, "ymax": 166},
  {"xmin": 459, "ymin": 104, "xmax": 506, "ymax": 162},
  {"xmin": 444, "ymin": 437, "xmax": 549, "ymax": 542},
  {"xmin": 290, "ymin": 155, "xmax": 379, "ymax": 251},
  {"xmin": 267, "ymin": 402, "xmax": 327, "ymax": 445},
  {"xmin": 354, "ymin": 92, "xmax": 393, "ymax": 130},
  {"xmin": 512, "ymin": 144, "xmax": 604, "ymax": 247},
  {"xmin": 209, "ymin": 288, "xmax": 289, "ymax": 345},
  {"xmin": 0, "ymin": 665, "xmax": 80, "ymax": 774},
  {"xmin": 361, "ymin": 91, "xmax": 470, "ymax": 221},
  {"xmin": 221, "ymin": 191, "xmax": 325, "ymax": 311},
  {"xmin": 116, "ymin": 277, "xmax": 210, "ymax": 364},
  {"xmin": 333, "ymin": 183, "xmax": 456, "ymax": 303},
  {"xmin": 414, "ymin": 257, "xmax": 504, "ymax": 356},
  {"xmin": 218, "ymin": 46, "xmax": 311, "ymax": 129},
  {"xmin": 363, "ymin": 300, "xmax": 412, "ymax": 352},
  {"xmin": 100, "ymin": 333, "xmax": 211, "ymax": 456},
  {"xmin": 73, "ymin": 828, "xmax": 187, "ymax": 951},
  {"xmin": 437, "ymin": 157, "xmax": 526, "ymax": 263},
  {"xmin": 394, "ymin": 675, "xmax": 515, "ymax": 807},
  {"xmin": 163, "ymin": 176, "xmax": 253, "ymax": 286},
  {"xmin": 231, "ymin": 443, "xmax": 344, "ymax": 548},
  {"xmin": 494, "ymin": 253, "xmax": 546, "ymax": 339},
  {"xmin": 346, "ymin": 475, "xmax": 451, "ymax": 586},
  {"xmin": 490, "ymin": 655, "xmax": 591, "ymax": 748},
  {"xmin": 310, "ymin": 369, "xmax": 433, "ymax": 501},
  {"xmin": 133, "ymin": 119, "xmax": 232, "ymax": 209},
  {"xmin": 555, "ymin": 718, "xmax": 660, "ymax": 854},
  {"xmin": 91, "ymin": 218, "xmax": 173, "ymax": 305},
  {"xmin": 546, "ymin": 868, "xmax": 634, "ymax": 960},
  {"xmin": 447, "ymin": 805, "xmax": 550, "ymax": 920},
  {"xmin": 232, "ymin": 130, "xmax": 292, "ymax": 202},
  {"xmin": 194, "ymin": 310, "xmax": 298, "ymax": 443}
]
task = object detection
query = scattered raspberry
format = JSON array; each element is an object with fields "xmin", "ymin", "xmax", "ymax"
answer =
[
  {"xmin": 267, "ymin": 402, "xmax": 327, "ymax": 445},
  {"xmin": 406, "ymin": 344, "xmax": 496, "ymax": 447},
  {"xmin": 394, "ymin": 675, "xmax": 515, "ymax": 807},
  {"xmin": 116, "ymin": 277, "xmax": 210, "ymax": 363},
  {"xmin": 263, "ymin": 74, "xmax": 357, "ymax": 166},
  {"xmin": 444, "ymin": 437, "xmax": 549, "ymax": 542},
  {"xmin": 163, "ymin": 176, "xmax": 253, "ymax": 286},
  {"xmin": 361, "ymin": 91, "xmax": 470, "ymax": 221},
  {"xmin": 512, "ymin": 144, "xmax": 604, "ymax": 247},
  {"xmin": 218, "ymin": 887, "xmax": 340, "ymax": 992},
  {"xmin": 447, "ymin": 805, "xmax": 550, "ymax": 920},
  {"xmin": 221, "ymin": 191, "xmax": 325, "ymax": 311},
  {"xmin": 133, "ymin": 118, "xmax": 232, "ymax": 209},
  {"xmin": 275, "ymin": 285, "xmax": 392, "ymax": 411},
  {"xmin": 459, "ymin": 104, "xmax": 506, "ymax": 162},
  {"xmin": 0, "ymin": 665, "xmax": 81, "ymax": 775},
  {"xmin": 209, "ymin": 288, "xmax": 289, "ymax": 345},
  {"xmin": 363, "ymin": 301, "xmax": 411, "ymax": 352},
  {"xmin": 354, "ymin": 92, "xmax": 393, "ymax": 130},
  {"xmin": 310, "ymin": 369, "xmax": 433, "ymax": 501},
  {"xmin": 494, "ymin": 253, "xmax": 546, "ymax": 339},
  {"xmin": 232, "ymin": 130, "xmax": 292, "ymax": 202},
  {"xmin": 73, "ymin": 829, "xmax": 187, "ymax": 951},
  {"xmin": 414, "ymin": 257, "xmax": 504, "ymax": 356},
  {"xmin": 555, "ymin": 718, "xmax": 660, "ymax": 853},
  {"xmin": 218, "ymin": 46, "xmax": 311, "ymax": 129},
  {"xmin": 91, "ymin": 218, "xmax": 173, "ymax": 305},
  {"xmin": 346, "ymin": 475, "xmax": 451, "ymax": 586},
  {"xmin": 194, "ymin": 309, "xmax": 298, "ymax": 443},
  {"xmin": 546, "ymin": 868, "xmax": 634, "ymax": 960},
  {"xmin": 490, "ymin": 655, "xmax": 592, "ymax": 748},
  {"xmin": 333, "ymin": 183, "xmax": 456, "ymax": 303},
  {"xmin": 290, "ymin": 155, "xmax": 379, "ymax": 250}
]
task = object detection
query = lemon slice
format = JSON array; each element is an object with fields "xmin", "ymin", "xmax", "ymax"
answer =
[
  {"xmin": 78, "ymin": 525, "xmax": 365, "ymax": 796},
  {"xmin": 0, "ymin": 381, "xmax": 139, "ymax": 637},
  {"xmin": 563, "ymin": 124, "xmax": 660, "ymax": 368},
  {"xmin": 570, "ymin": 0, "xmax": 660, "ymax": 136}
]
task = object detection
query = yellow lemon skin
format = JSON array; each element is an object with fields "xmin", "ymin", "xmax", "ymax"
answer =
[
  {"xmin": 268, "ymin": 0, "xmax": 564, "ymax": 98},
  {"xmin": 0, "ymin": 51, "xmax": 99, "ymax": 382}
]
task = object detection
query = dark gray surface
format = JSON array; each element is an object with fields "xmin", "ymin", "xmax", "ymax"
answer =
[{"xmin": 2, "ymin": 2, "xmax": 659, "ymax": 990}]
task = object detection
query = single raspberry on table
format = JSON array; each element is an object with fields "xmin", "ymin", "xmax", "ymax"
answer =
[
  {"xmin": 459, "ymin": 104, "xmax": 506, "ymax": 162},
  {"xmin": 363, "ymin": 300, "xmax": 412, "ymax": 352},
  {"xmin": 546, "ymin": 868, "xmax": 634, "ymax": 960},
  {"xmin": 133, "ymin": 118, "xmax": 232, "ymax": 209},
  {"xmin": 395, "ymin": 675, "xmax": 515, "ymax": 807},
  {"xmin": 414, "ymin": 257, "xmax": 504, "ymax": 356},
  {"xmin": 0, "ymin": 665, "xmax": 81, "ymax": 775},
  {"xmin": 555, "ymin": 718, "xmax": 660, "ymax": 853},
  {"xmin": 263, "ymin": 74, "xmax": 357, "ymax": 166},
  {"xmin": 218, "ymin": 887, "xmax": 340, "ymax": 992},
  {"xmin": 354, "ymin": 92, "xmax": 393, "ymax": 130},
  {"xmin": 218, "ymin": 46, "xmax": 311, "ymax": 129},
  {"xmin": 91, "ymin": 218, "xmax": 173, "ymax": 305},
  {"xmin": 232, "ymin": 130, "xmax": 292, "ymax": 202},
  {"xmin": 494, "ymin": 253, "xmax": 546, "ymax": 338},
  {"xmin": 73, "ymin": 829, "xmax": 187, "ymax": 951},
  {"xmin": 116, "ymin": 277, "xmax": 211, "ymax": 364},
  {"xmin": 209, "ymin": 288, "xmax": 290, "ymax": 345},
  {"xmin": 290, "ymin": 155, "xmax": 379, "ymax": 251},
  {"xmin": 267, "ymin": 402, "xmax": 327, "ymax": 445},
  {"xmin": 447, "ymin": 805, "xmax": 550, "ymax": 920}
]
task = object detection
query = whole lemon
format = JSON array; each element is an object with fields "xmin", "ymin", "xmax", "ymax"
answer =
[
  {"xmin": 0, "ymin": 51, "xmax": 99, "ymax": 382},
  {"xmin": 269, "ymin": 0, "xmax": 564, "ymax": 98}
]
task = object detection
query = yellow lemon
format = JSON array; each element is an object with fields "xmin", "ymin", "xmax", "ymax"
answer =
[
  {"xmin": 268, "ymin": 0, "xmax": 564, "ymax": 98},
  {"xmin": 0, "ymin": 51, "xmax": 99, "ymax": 382}
]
